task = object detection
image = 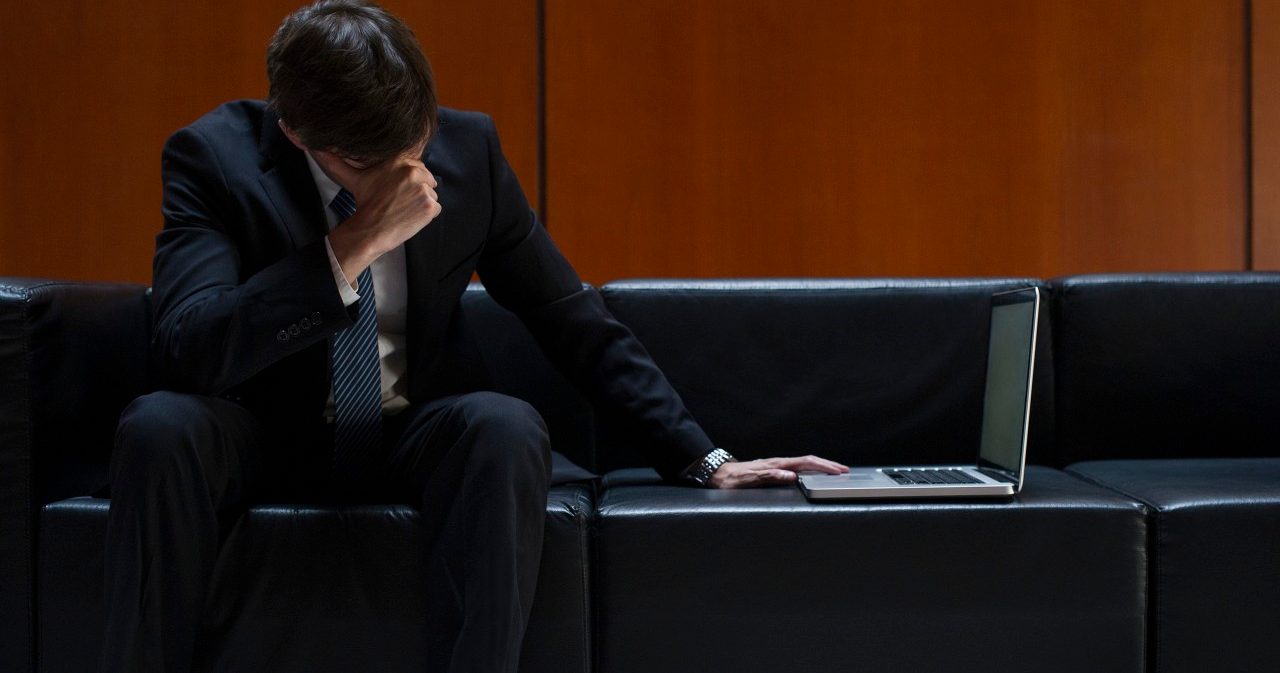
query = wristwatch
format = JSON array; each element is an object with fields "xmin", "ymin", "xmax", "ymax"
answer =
[{"xmin": 683, "ymin": 448, "xmax": 737, "ymax": 487}]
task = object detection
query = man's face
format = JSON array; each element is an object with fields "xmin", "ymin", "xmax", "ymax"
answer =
[{"xmin": 278, "ymin": 119, "xmax": 427, "ymax": 178}]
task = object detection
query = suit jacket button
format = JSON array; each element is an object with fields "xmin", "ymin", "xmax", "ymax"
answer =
[
  {"xmin": 289, "ymin": 323, "xmax": 301, "ymax": 336},
  {"xmin": 312, "ymin": 311, "xmax": 323, "ymax": 325},
  {"xmin": 277, "ymin": 330, "xmax": 289, "ymax": 342},
  {"xmin": 300, "ymin": 318, "xmax": 311, "ymax": 330}
]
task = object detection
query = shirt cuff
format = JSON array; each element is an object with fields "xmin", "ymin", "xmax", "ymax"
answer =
[{"xmin": 324, "ymin": 235, "xmax": 361, "ymax": 307}]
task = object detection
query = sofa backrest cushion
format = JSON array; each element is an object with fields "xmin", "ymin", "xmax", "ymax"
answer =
[
  {"xmin": 599, "ymin": 279, "xmax": 1055, "ymax": 472},
  {"xmin": 1052, "ymin": 273, "xmax": 1280, "ymax": 465},
  {"xmin": 0, "ymin": 280, "xmax": 152, "ymax": 505}
]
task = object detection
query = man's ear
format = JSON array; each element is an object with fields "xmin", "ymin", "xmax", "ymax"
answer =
[{"xmin": 277, "ymin": 119, "xmax": 308, "ymax": 152}]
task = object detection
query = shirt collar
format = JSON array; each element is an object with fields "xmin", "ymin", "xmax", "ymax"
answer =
[{"xmin": 303, "ymin": 151, "xmax": 343, "ymax": 210}]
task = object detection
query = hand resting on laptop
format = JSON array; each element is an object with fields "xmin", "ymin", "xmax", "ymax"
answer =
[{"xmin": 710, "ymin": 455, "xmax": 849, "ymax": 489}]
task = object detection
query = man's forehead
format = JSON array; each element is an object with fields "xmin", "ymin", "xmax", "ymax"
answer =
[{"xmin": 336, "ymin": 139, "xmax": 428, "ymax": 170}]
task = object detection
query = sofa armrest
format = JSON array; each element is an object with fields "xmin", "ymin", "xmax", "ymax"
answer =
[{"xmin": 0, "ymin": 278, "xmax": 151, "ymax": 671}]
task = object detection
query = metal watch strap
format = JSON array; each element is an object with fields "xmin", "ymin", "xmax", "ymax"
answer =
[{"xmin": 687, "ymin": 448, "xmax": 736, "ymax": 487}]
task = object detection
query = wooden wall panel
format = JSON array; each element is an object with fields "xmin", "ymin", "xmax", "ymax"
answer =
[
  {"xmin": 0, "ymin": 0, "xmax": 538, "ymax": 284},
  {"xmin": 1255, "ymin": 0, "xmax": 1280, "ymax": 270},
  {"xmin": 409, "ymin": 0, "xmax": 540, "ymax": 208},
  {"xmin": 545, "ymin": 0, "xmax": 1247, "ymax": 283},
  {"xmin": 0, "ymin": 1, "xmax": 1253, "ymax": 284}
]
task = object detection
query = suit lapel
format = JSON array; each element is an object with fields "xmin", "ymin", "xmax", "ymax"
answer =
[{"xmin": 257, "ymin": 110, "xmax": 328, "ymax": 248}]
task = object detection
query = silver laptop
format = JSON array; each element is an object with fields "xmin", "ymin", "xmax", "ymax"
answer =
[{"xmin": 798, "ymin": 287, "xmax": 1040, "ymax": 500}]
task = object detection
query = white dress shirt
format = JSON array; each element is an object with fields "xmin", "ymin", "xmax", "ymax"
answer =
[{"xmin": 306, "ymin": 152, "xmax": 411, "ymax": 417}]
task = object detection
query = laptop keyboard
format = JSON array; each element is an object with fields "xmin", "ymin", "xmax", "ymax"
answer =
[{"xmin": 883, "ymin": 468, "xmax": 981, "ymax": 485}]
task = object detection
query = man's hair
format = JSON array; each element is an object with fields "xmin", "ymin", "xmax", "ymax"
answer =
[{"xmin": 267, "ymin": 0, "xmax": 437, "ymax": 164}]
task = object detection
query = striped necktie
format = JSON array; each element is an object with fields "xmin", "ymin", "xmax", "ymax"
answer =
[{"xmin": 329, "ymin": 189, "xmax": 382, "ymax": 477}]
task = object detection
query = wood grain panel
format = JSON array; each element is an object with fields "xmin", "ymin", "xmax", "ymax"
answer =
[
  {"xmin": 545, "ymin": 0, "xmax": 1247, "ymax": 283},
  {"xmin": 1255, "ymin": 0, "xmax": 1280, "ymax": 269},
  {"xmin": 408, "ymin": 0, "xmax": 540, "ymax": 209},
  {"xmin": 0, "ymin": 0, "xmax": 537, "ymax": 284}
]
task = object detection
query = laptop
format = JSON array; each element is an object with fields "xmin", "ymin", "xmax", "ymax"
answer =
[{"xmin": 798, "ymin": 287, "xmax": 1041, "ymax": 500}]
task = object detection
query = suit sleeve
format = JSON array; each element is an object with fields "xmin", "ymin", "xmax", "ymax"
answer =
[
  {"xmin": 151, "ymin": 126, "xmax": 353, "ymax": 394},
  {"xmin": 473, "ymin": 116, "xmax": 715, "ymax": 481}
]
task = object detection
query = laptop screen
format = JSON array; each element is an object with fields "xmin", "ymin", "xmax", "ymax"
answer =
[{"xmin": 977, "ymin": 288, "xmax": 1039, "ymax": 478}]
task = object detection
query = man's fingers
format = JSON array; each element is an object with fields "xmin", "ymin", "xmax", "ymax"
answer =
[
  {"xmin": 768, "ymin": 455, "xmax": 819, "ymax": 473},
  {"xmin": 772, "ymin": 457, "xmax": 807, "ymax": 470},
  {"xmin": 762, "ymin": 469, "xmax": 797, "ymax": 484},
  {"xmin": 397, "ymin": 157, "xmax": 437, "ymax": 188},
  {"xmin": 774, "ymin": 455, "xmax": 845, "ymax": 474},
  {"xmin": 418, "ymin": 183, "xmax": 438, "ymax": 205},
  {"xmin": 808, "ymin": 456, "xmax": 849, "ymax": 473},
  {"xmin": 734, "ymin": 468, "xmax": 794, "ymax": 487}
]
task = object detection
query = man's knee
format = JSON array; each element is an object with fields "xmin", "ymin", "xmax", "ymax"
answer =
[
  {"xmin": 112, "ymin": 391, "xmax": 220, "ymax": 483},
  {"xmin": 454, "ymin": 392, "xmax": 550, "ymax": 478}
]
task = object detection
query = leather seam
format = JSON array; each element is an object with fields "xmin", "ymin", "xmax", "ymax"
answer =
[
  {"xmin": 1051, "ymin": 273, "xmax": 1280, "ymax": 288},
  {"xmin": 574, "ymin": 492, "xmax": 592, "ymax": 673},
  {"xmin": 1062, "ymin": 467, "xmax": 1161, "ymax": 512},
  {"xmin": 589, "ymin": 485, "xmax": 603, "ymax": 673},
  {"xmin": 14, "ymin": 288, "xmax": 36, "ymax": 673},
  {"xmin": 1064, "ymin": 467, "xmax": 1158, "ymax": 673}
]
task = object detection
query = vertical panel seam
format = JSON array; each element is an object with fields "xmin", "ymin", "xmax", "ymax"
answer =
[{"xmin": 536, "ymin": 0, "xmax": 548, "ymax": 227}]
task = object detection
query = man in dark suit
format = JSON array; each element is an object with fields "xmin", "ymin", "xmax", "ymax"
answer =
[{"xmin": 103, "ymin": 1, "xmax": 848, "ymax": 671}]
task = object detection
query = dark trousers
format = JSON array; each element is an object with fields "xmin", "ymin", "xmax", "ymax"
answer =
[{"xmin": 101, "ymin": 390, "xmax": 552, "ymax": 673}]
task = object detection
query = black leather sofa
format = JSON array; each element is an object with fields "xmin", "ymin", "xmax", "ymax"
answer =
[{"xmin": 2, "ymin": 273, "xmax": 1276, "ymax": 673}]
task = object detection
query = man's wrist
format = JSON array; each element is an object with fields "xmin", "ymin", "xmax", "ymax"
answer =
[
  {"xmin": 324, "ymin": 236, "xmax": 361, "ymax": 307},
  {"xmin": 682, "ymin": 448, "xmax": 737, "ymax": 487},
  {"xmin": 327, "ymin": 218, "xmax": 380, "ymax": 283}
]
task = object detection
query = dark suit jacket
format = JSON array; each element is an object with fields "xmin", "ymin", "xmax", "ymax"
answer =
[{"xmin": 152, "ymin": 99, "xmax": 712, "ymax": 480}]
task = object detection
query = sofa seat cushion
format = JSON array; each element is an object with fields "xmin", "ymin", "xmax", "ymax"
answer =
[
  {"xmin": 38, "ymin": 485, "xmax": 594, "ymax": 673},
  {"xmin": 594, "ymin": 467, "xmax": 1146, "ymax": 673},
  {"xmin": 1067, "ymin": 458, "xmax": 1280, "ymax": 673}
]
